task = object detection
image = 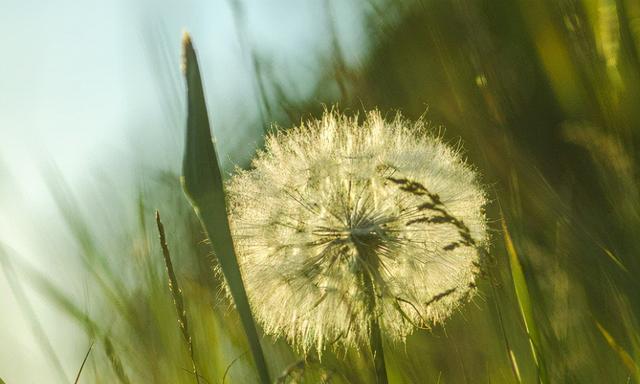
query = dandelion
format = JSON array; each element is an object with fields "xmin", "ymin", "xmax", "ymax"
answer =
[{"xmin": 227, "ymin": 110, "xmax": 488, "ymax": 358}]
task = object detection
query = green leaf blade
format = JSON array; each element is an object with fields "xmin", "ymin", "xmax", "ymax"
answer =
[{"xmin": 180, "ymin": 32, "xmax": 271, "ymax": 384}]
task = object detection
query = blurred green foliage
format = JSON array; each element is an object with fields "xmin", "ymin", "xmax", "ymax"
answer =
[{"xmin": 5, "ymin": 0, "xmax": 640, "ymax": 382}]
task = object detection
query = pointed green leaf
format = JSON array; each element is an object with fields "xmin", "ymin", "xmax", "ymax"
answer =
[{"xmin": 180, "ymin": 32, "xmax": 271, "ymax": 384}]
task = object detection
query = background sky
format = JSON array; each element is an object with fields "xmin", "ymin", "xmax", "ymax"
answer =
[{"xmin": 0, "ymin": 1, "xmax": 368, "ymax": 381}]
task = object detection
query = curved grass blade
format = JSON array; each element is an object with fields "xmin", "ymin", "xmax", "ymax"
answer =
[
  {"xmin": 502, "ymin": 218, "xmax": 548, "ymax": 383},
  {"xmin": 180, "ymin": 32, "xmax": 271, "ymax": 384},
  {"xmin": 73, "ymin": 341, "xmax": 94, "ymax": 384}
]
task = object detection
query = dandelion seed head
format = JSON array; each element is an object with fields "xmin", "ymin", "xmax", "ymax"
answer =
[{"xmin": 227, "ymin": 110, "xmax": 488, "ymax": 354}]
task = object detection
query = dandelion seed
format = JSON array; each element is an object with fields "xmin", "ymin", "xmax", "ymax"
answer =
[{"xmin": 227, "ymin": 110, "xmax": 488, "ymax": 355}]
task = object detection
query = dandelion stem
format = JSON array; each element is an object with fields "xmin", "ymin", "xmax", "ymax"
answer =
[
  {"xmin": 353, "ymin": 238, "xmax": 389, "ymax": 384},
  {"xmin": 367, "ymin": 296, "xmax": 388, "ymax": 384}
]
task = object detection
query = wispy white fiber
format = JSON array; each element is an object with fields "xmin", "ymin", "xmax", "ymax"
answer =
[{"xmin": 227, "ymin": 110, "xmax": 488, "ymax": 355}]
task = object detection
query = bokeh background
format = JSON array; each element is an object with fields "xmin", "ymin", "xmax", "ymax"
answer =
[{"xmin": 1, "ymin": 0, "xmax": 640, "ymax": 382}]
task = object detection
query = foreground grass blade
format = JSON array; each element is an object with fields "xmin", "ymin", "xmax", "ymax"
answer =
[
  {"xmin": 180, "ymin": 32, "xmax": 271, "ymax": 384},
  {"xmin": 155, "ymin": 211, "xmax": 200, "ymax": 384},
  {"xmin": 502, "ymin": 219, "xmax": 548, "ymax": 383}
]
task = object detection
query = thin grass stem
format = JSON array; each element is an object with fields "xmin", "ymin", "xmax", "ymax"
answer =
[{"xmin": 156, "ymin": 211, "xmax": 201, "ymax": 384}]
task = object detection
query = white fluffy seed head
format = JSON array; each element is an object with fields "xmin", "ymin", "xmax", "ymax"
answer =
[{"xmin": 227, "ymin": 110, "xmax": 488, "ymax": 355}]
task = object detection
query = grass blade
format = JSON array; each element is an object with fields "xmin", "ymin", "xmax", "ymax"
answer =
[
  {"xmin": 488, "ymin": 266, "xmax": 522, "ymax": 383},
  {"xmin": 4, "ymin": 248, "xmax": 97, "ymax": 333},
  {"xmin": 155, "ymin": 211, "xmax": 201, "ymax": 384},
  {"xmin": 180, "ymin": 32, "xmax": 271, "ymax": 384},
  {"xmin": 73, "ymin": 341, "xmax": 94, "ymax": 384},
  {"xmin": 502, "ymin": 218, "xmax": 548, "ymax": 383},
  {"xmin": 595, "ymin": 321, "xmax": 639, "ymax": 375},
  {"xmin": 0, "ymin": 245, "xmax": 69, "ymax": 383},
  {"xmin": 103, "ymin": 335, "xmax": 131, "ymax": 384}
]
